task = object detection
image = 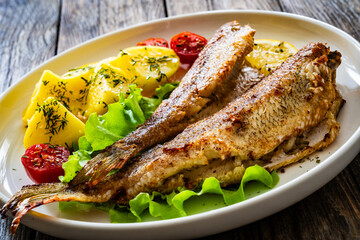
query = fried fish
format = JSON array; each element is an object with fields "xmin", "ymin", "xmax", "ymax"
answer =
[
  {"xmin": 1, "ymin": 42, "xmax": 343, "ymax": 234},
  {"xmin": 70, "ymin": 21, "xmax": 256, "ymax": 188}
]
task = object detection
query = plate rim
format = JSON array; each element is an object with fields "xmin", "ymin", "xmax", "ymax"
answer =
[{"xmin": 1, "ymin": 9, "xmax": 360, "ymax": 238}]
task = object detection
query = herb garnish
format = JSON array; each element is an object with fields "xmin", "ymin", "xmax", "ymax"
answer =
[{"xmin": 35, "ymin": 99, "xmax": 69, "ymax": 139}]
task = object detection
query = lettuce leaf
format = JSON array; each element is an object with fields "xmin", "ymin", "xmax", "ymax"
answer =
[
  {"xmin": 85, "ymin": 84, "xmax": 178, "ymax": 152},
  {"xmin": 59, "ymin": 165, "xmax": 279, "ymax": 222},
  {"xmin": 126, "ymin": 165, "xmax": 279, "ymax": 221},
  {"xmin": 60, "ymin": 83, "xmax": 178, "ymax": 182}
]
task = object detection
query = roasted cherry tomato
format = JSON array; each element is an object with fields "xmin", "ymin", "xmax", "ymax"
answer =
[
  {"xmin": 21, "ymin": 144, "xmax": 70, "ymax": 184},
  {"xmin": 170, "ymin": 31, "xmax": 207, "ymax": 64},
  {"xmin": 137, "ymin": 38, "xmax": 169, "ymax": 48}
]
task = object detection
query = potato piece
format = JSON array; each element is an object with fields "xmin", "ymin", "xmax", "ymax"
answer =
[
  {"xmin": 23, "ymin": 47, "xmax": 179, "ymax": 125},
  {"xmin": 84, "ymin": 63, "xmax": 136, "ymax": 117},
  {"xmin": 23, "ymin": 67, "xmax": 94, "ymax": 125},
  {"xmin": 24, "ymin": 97, "xmax": 85, "ymax": 149},
  {"xmin": 110, "ymin": 46, "xmax": 180, "ymax": 96}
]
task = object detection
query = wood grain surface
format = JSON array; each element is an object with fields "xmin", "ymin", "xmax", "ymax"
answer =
[{"xmin": 0, "ymin": 0, "xmax": 359, "ymax": 239}]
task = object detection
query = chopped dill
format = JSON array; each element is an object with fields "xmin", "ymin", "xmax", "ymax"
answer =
[
  {"xmin": 81, "ymin": 77, "xmax": 92, "ymax": 86},
  {"xmin": 36, "ymin": 99, "xmax": 69, "ymax": 138},
  {"xmin": 119, "ymin": 50, "xmax": 128, "ymax": 56}
]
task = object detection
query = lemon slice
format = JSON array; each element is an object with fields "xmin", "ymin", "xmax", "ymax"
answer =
[{"xmin": 246, "ymin": 39, "xmax": 298, "ymax": 75}]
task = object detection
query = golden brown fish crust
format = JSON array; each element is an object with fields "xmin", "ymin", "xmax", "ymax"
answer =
[
  {"xmin": 0, "ymin": 65, "xmax": 265, "ymax": 235},
  {"xmin": 115, "ymin": 42, "xmax": 342, "ymax": 202},
  {"xmin": 70, "ymin": 21, "xmax": 256, "ymax": 188}
]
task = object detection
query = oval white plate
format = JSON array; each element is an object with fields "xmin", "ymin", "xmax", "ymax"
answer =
[{"xmin": 1, "ymin": 10, "xmax": 359, "ymax": 240}]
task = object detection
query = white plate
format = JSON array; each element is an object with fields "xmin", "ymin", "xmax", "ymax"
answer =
[{"xmin": 1, "ymin": 10, "xmax": 360, "ymax": 240}]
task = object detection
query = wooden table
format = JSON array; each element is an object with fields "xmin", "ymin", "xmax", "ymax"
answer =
[{"xmin": 1, "ymin": 0, "xmax": 359, "ymax": 239}]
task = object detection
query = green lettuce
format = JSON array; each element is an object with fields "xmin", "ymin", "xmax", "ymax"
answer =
[
  {"xmin": 84, "ymin": 83, "xmax": 178, "ymax": 151},
  {"xmin": 60, "ymin": 83, "xmax": 178, "ymax": 182},
  {"xmin": 59, "ymin": 165, "xmax": 279, "ymax": 222},
  {"xmin": 126, "ymin": 165, "xmax": 278, "ymax": 221}
]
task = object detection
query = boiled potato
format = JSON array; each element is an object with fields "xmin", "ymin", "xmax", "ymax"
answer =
[
  {"xmin": 85, "ymin": 63, "xmax": 135, "ymax": 117},
  {"xmin": 24, "ymin": 97, "xmax": 85, "ymax": 149},
  {"xmin": 23, "ymin": 67, "xmax": 94, "ymax": 124},
  {"xmin": 111, "ymin": 46, "xmax": 180, "ymax": 96},
  {"xmin": 23, "ymin": 46, "xmax": 179, "ymax": 127},
  {"xmin": 85, "ymin": 47, "xmax": 179, "ymax": 116}
]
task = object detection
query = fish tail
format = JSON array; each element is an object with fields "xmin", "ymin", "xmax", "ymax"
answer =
[
  {"xmin": 86, "ymin": 158, "xmax": 127, "ymax": 187},
  {"xmin": 1, "ymin": 183, "xmax": 67, "ymax": 233},
  {"xmin": 70, "ymin": 144, "xmax": 135, "ymax": 189},
  {"xmin": 1, "ymin": 182, "xmax": 101, "ymax": 234},
  {"xmin": 9, "ymin": 193, "xmax": 62, "ymax": 234}
]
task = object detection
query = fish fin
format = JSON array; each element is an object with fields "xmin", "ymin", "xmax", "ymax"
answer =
[
  {"xmin": 68, "ymin": 151, "xmax": 112, "ymax": 187},
  {"xmin": 0, "ymin": 182, "xmax": 102, "ymax": 234},
  {"xmin": 9, "ymin": 193, "xmax": 61, "ymax": 234},
  {"xmin": 1, "ymin": 183, "xmax": 67, "ymax": 234},
  {"xmin": 70, "ymin": 144, "xmax": 136, "ymax": 189}
]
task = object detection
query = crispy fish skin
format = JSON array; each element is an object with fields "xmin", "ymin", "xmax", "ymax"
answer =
[
  {"xmin": 1, "ymin": 42, "xmax": 342, "ymax": 234},
  {"xmin": 117, "ymin": 42, "xmax": 342, "ymax": 201},
  {"xmin": 1, "ymin": 40, "xmax": 263, "ymax": 234},
  {"xmin": 70, "ymin": 21, "xmax": 256, "ymax": 188},
  {"xmin": 0, "ymin": 65, "xmax": 265, "ymax": 235}
]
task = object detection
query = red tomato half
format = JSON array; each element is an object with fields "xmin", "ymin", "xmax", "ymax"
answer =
[
  {"xmin": 21, "ymin": 144, "xmax": 70, "ymax": 184},
  {"xmin": 170, "ymin": 31, "xmax": 207, "ymax": 64},
  {"xmin": 137, "ymin": 38, "xmax": 169, "ymax": 48}
]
